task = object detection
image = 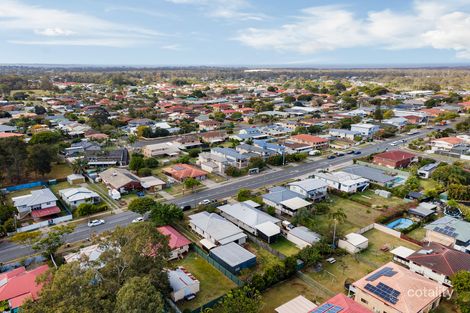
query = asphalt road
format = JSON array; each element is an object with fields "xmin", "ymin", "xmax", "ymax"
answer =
[{"xmin": 0, "ymin": 127, "xmax": 445, "ymax": 264}]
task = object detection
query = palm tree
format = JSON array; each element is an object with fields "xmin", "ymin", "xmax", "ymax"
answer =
[
  {"xmin": 71, "ymin": 158, "xmax": 87, "ymax": 174},
  {"xmin": 329, "ymin": 208, "xmax": 347, "ymax": 247}
]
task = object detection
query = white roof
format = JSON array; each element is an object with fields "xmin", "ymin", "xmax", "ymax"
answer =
[
  {"xmin": 189, "ymin": 212, "xmax": 246, "ymax": 244},
  {"xmin": 243, "ymin": 200, "xmax": 261, "ymax": 208},
  {"xmin": 218, "ymin": 202, "xmax": 280, "ymax": 228},
  {"xmin": 64, "ymin": 244, "xmax": 104, "ymax": 264},
  {"xmin": 344, "ymin": 233, "xmax": 368, "ymax": 246},
  {"xmin": 12, "ymin": 188, "xmax": 58, "ymax": 209},
  {"xmin": 255, "ymin": 221, "xmax": 281, "ymax": 237},
  {"xmin": 275, "ymin": 295, "xmax": 316, "ymax": 313},
  {"xmin": 200, "ymin": 238, "xmax": 217, "ymax": 250},
  {"xmin": 314, "ymin": 171, "xmax": 370, "ymax": 186},
  {"xmin": 289, "ymin": 226, "xmax": 321, "ymax": 244},
  {"xmin": 139, "ymin": 176, "xmax": 166, "ymax": 188},
  {"xmin": 390, "ymin": 246, "xmax": 416, "ymax": 259},
  {"xmin": 288, "ymin": 178, "xmax": 328, "ymax": 192},
  {"xmin": 280, "ymin": 197, "xmax": 311, "ymax": 210},
  {"xmin": 59, "ymin": 187, "xmax": 99, "ymax": 202}
]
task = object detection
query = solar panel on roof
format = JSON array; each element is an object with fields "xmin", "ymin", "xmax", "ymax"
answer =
[
  {"xmin": 310, "ymin": 303, "xmax": 343, "ymax": 313},
  {"xmin": 366, "ymin": 267, "xmax": 398, "ymax": 281},
  {"xmin": 365, "ymin": 283, "xmax": 400, "ymax": 305}
]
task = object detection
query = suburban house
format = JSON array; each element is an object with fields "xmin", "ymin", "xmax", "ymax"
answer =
[
  {"xmin": 172, "ymin": 135, "xmax": 202, "ymax": 150},
  {"xmin": 197, "ymin": 151, "xmax": 230, "ymax": 174},
  {"xmin": 372, "ymin": 150, "xmax": 418, "ymax": 169},
  {"xmin": 424, "ymin": 216, "xmax": 470, "ymax": 253},
  {"xmin": 338, "ymin": 233, "xmax": 369, "ymax": 254},
  {"xmin": 98, "ymin": 168, "xmax": 142, "ymax": 192},
  {"xmin": 430, "ymin": 137, "xmax": 465, "ymax": 152},
  {"xmin": 313, "ymin": 171, "xmax": 370, "ymax": 193},
  {"xmin": 288, "ymin": 134, "xmax": 329, "ymax": 150},
  {"xmin": 200, "ymin": 130, "xmax": 227, "ymax": 144},
  {"xmin": 139, "ymin": 176, "xmax": 166, "ymax": 192},
  {"xmin": 342, "ymin": 165, "xmax": 398, "ymax": 187},
  {"xmin": 209, "ymin": 242, "xmax": 256, "ymax": 274},
  {"xmin": 0, "ymin": 265, "xmax": 49, "ymax": 312},
  {"xmin": 168, "ymin": 267, "xmax": 200, "ymax": 302},
  {"xmin": 329, "ymin": 128, "xmax": 362, "ymax": 140},
  {"xmin": 64, "ymin": 141, "xmax": 101, "ymax": 157},
  {"xmin": 188, "ymin": 212, "xmax": 247, "ymax": 249},
  {"xmin": 398, "ymin": 242, "xmax": 470, "ymax": 287},
  {"xmin": 417, "ymin": 163, "xmax": 440, "ymax": 179},
  {"xmin": 12, "ymin": 188, "xmax": 60, "ymax": 220},
  {"xmin": 351, "ymin": 262, "xmax": 449, "ymax": 313},
  {"xmin": 59, "ymin": 187, "xmax": 101, "ymax": 209},
  {"xmin": 287, "ymin": 178, "xmax": 328, "ymax": 201},
  {"xmin": 286, "ymin": 226, "xmax": 321, "ymax": 249},
  {"xmin": 163, "ymin": 163, "xmax": 208, "ymax": 182},
  {"xmin": 199, "ymin": 120, "xmax": 222, "ymax": 131},
  {"xmin": 157, "ymin": 226, "xmax": 191, "ymax": 260},
  {"xmin": 230, "ymin": 127, "xmax": 268, "ymax": 141},
  {"xmin": 142, "ymin": 142, "xmax": 180, "ymax": 157},
  {"xmin": 283, "ymin": 142, "xmax": 313, "ymax": 154},
  {"xmin": 382, "ymin": 117, "xmax": 408, "ymax": 128},
  {"xmin": 85, "ymin": 148, "xmax": 129, "ymax": 167},
  {"xmin": 210, "ymin": 147, "xmax": 250, "ymax": 168},
  {"xmin": 218, "ymin": 201, "xmax": 281, "ymax": 243},
  {"xmin": 350, "ymin": 123, "xmax": 380, "ymax": 137},
  {"xmin": 311, "ymin": 294, "xmax": 372, "ymax": 313},
  {"xmin": 262, "ymin": 186, "xmax": 312, "ymax": 216}
]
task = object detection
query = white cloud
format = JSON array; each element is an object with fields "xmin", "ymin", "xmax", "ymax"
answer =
[
  {"xmin": 235, "ymin": 0, "xmax": 470, "ymax": 59},
  {"xmin": 0, "ymin": 0, "xmax": 163, "ymax": 47},
  {"xmin": 166, "ymin": 0, "xmax": 267, "ymax": 21}
]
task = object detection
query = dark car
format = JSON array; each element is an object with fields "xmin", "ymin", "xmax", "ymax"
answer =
[
  {"xmin": 327, "ymin": 155, "xmax": 336, "ymax": 159},
  {"xmin": 347, "ymin": 150, "xmax": 355, "ymax": 154},
  {"xmin": 354, "ymin": 151, "xmax": 362, "ymax": 155},
  {"xmin": 181, "ymin": 205, "xmax": 192, "ymax": 211},
  {"xmin": 336, "ymin": 153, "xmax": 345, "ymax": 157}
]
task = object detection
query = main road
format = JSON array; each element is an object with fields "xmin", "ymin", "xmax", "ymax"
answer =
[{"xmin": 0, "ymin": 127, "xmax": 445, "ymax": 263}]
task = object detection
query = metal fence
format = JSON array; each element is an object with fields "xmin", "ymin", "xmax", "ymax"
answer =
[{"xmin": 192, "ymin": 245, "xmax": 244, "ymax": 287}]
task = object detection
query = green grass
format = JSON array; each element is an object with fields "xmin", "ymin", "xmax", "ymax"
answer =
[
  {"xmin": 270, "ymin": 236, "xmax": 300, "ymax": 256},
  {"xmin": 305, "ymin": 228, "xmax": 420, "ymax": 295},
  {"xmin": 48, "ymin": 181, "xmax": 74, "ymax": 195},
  {"xmin": 349, "ymin": 190, "xmax": 406, "ymax": 208},
  {"xmin": 260, "ymin": 277, "xmax": 320, "ymax": 313},
  {"xmin": 46, "ymin": 163, "xmax": 73, "ymax": 180},
  {"xmin": 407, "ymin": 227, "xmax": 427, "ymax": 241},
  {"xmin": 174, "ymin": 252, "xmax": 236, "ymax": 311},
  {"xmin": 240, "ymin": 242, "xmax": 282, "ymax": 280},
  {"xmin": 419, "ymin": 179, "xmax": 442, "ymax": 192}
]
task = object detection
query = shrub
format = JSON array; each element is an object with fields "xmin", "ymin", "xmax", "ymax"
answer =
[
  {"xmin": 74, "ymin": 203, "xmax": 108, "ymax": 217},
  {"xmin": 137, "ymin": 167, "xmax": 152, "ymax": 177}
]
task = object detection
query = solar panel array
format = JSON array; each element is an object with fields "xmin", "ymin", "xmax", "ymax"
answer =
[
  {"xmin": 433, "ymin": 225, "xmax": 458, "ymax": 238},
  {"xmin": 365, "ymin": 282, "xmax": 401, "ymax": 305},
  {"xmin": 310, "ymin": 303, "xmax": 344, "ymax": 313},
  {"xmin": 366, "ymin": 267, "xmax": 398, "ymax": 281}
]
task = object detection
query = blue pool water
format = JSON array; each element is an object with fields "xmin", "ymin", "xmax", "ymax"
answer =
[{"xmin": 387, "ymin": 218, "xmax": 414, "ymax": 230}]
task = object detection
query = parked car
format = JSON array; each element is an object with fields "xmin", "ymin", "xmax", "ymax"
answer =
[
  {"xmin": 327, "ymin": 155, "xmax": 336, "ymax": 159},
  {"xmin": 326, "ymin": 257, "xmax": 337, "ymax": 264},
  {"xmin": 88, "ymin": 219, "xmax": 105, "ymax": 227},
  {"xmin": 198, "ymin": 199, "xmax": 212, "ymax": 205},
  {"xmin": 181, "ymin": 205, "xmax": 192, "ymax": 211},
  {"xmin": 347, "ymin": 150, "xmax": 355, "ymax": 154},
  {"xmin": 132, "ymin": 217, "xmax": 144, "ymax": 223},
  {"xmin": 336, "ymin": 152, "xmax": 345, "ymax": 157},
  {"xmin": 354, "ymin": 151, "xmax": 362, "ymax": 155}
]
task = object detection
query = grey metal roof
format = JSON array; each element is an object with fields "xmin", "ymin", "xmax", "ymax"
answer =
[
  {"xmin": 289, "ymin": 226, "xmax": 321, "ymax": 244},
  {"xmin": 342, "ymin": 165, "xmax": 396, "ymax": 184},
  {"xmin": 218, "ymin": 202, "xmax": 280, "ymax": 228},
  {"xmin": 425, "ymin": 216, "xmax": 470, "ymax": 243},
  {"xmin": 211, "ymin": 147, "xmax": 249, "ymax": 160},
  {"xmin": 210, "ymin": 242, "xmax": 256, "ymax": 267},
  {"xmin": 418, "ymin": 163, "xmax": 440, "ymax": 172},
  {"xmin": 189, "ymin": 212, "xmax": 246, "ymax": 244},
  {"xmin": 0, "ymin": 125, "xmax": 17, "ymax": 132},
  {"xmin": 288, "ymin": 179, "xmax": 328, "ymax": 192},
  {"xmin": 262, "ymin": 186, "xmax": 306, "ymax": 204},
  {"xmin": 12, "ymin": 188, "xmax": 58, "ymax": 209}
]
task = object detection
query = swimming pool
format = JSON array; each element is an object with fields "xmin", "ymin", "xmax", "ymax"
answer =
[{"xmin": 386, "ymin": 218, "xmax": 414, "ymax": 230}]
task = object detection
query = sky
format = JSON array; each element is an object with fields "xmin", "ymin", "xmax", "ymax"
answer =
[{"xmin": 0, "ymin": 0, "xmax": 469, "ymax": 66}]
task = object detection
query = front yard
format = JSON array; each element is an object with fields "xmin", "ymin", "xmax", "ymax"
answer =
[{"xmin": 174, "ymin": 252, "xmax": 236, "ymax": 312}]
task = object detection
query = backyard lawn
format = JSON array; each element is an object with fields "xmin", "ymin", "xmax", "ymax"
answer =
[
  {"xmin": 270, "ymin": 236, "xmax": 300, "ymax": 257},
  {"xmin": 45, "ymin": 163, "xmax": 73, "ymax": 180},
  {"xmin": 241, "ymin": 242, "xmax": 282, "ymax": 280},
  {"xmin": 174, "ymin": 252, "xmax": 236, "ymax": 312},
  {"xmin": 305, "ymin": 228, "xmax": 421, "ymax": 295},
  {"xmin": 260, "ymin": 277, "xmax": 320, "ymax": 313},
  {"xmin": 349, "ymin": 190, "xmax": 406, "ymax": 208}
]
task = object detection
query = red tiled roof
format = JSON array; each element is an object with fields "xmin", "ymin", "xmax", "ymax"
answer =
[
  {"xmin": 290, "ymin": 134, "xmax": 329, "ymax": 144},
  {"xmin": 374, "ymin": 150, "xmax": 416, "ymax": 161},
  {"xmin": 0, "ymin": 265, "xmax": 49, "ymax": 309},
  {"xmin": 30, "ymin": 206, "xmax": 61, "ymax": 218},
  {"xmin": 407, "ymin": 242, "xmax": 470, "ymax": 277},
  {"xmin": 157, "ymin": 226, "xmax": 191, "ymax": 250},
  {"xmin": 0, "ymin": 132, "xmax": 23, "ymax": 138},
  {"xmin": 319, "ymin": 294, "xmax": 372, "ymax": 313},
  {"xmin": 163, "ymin": 164, "xmax": 208, "ymax": 181}
]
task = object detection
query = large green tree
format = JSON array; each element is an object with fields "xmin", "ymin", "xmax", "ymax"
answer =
[
  {"xmin": 128, "ymin": 197, "xmax": 156, "ymax": 215},
  {"xmin": 452, "ymin": 271, "xmax": 470, "ymax": 313},
  {"xmin": 149, "ymin": 202, "xmax": 184, "ymax": 226},
  {"xmin": 217, "ymin": 286, "xmax": 261, "ymax": 313},
  {"xmin": 115, "ymin": 277, "xmax": 164, "ymax": 313}
]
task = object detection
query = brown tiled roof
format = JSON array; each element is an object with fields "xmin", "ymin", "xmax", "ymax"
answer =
[
  {"xmin": 407, "ymin": 242, "xmax": 470, "ymax": 277},
  {"xmin": 374, "ymin": 150, "xmax": 416, "ymax": 161}
]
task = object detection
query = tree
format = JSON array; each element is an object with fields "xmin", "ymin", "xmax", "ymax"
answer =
[
  {"xmin": 33, "ymin": 225, "xmax": 75, "ymax": 265},
  {"xmin": 89, "ymin": 108, "xmax": 110, "ymax": 129},
  {"xmin": 329, "ymin": 208, "xmax": 347, "ymax": 224},
  {"xmin": 28, "ymin": 144, "xmax": 56, "ymax": 177},
  {"xmin": 452, "ymin": 271, "xmax": 470, "ymax": 313},
  {"xmin": 144, "ymin": 157, "xmax": 159, "ymax": 168},
  {"xmin": 71, "ymin": 158, "xmax": 87, "ymax": 174},
  {"xmin": 115, "ymin": 277, "xmax": 164, "ymax": 313},
  {"xmin": 383, "ymin": 109, "xmax": 394, "ymax": 119},
  {"xmin": 283, "ymin": 95, "xmax": 295, "ymax": 103},
  {"xmin": 184, "ymin": 177, "xmax": 201, "ymax": 191},
  {"xmin": 248, "ymin": 157, "xmax": 265, "ymax": 170},
  {"xmin": 137, "ymin": 167, "xmax": 152, "ymax": 177},
  {"xmin": 29, "ymin": 131, "xmax": 62, "ymax": 145},
  {"xmin": 374, "ymin": 105, "xmax": 383, "ymax": 121},
  {"xmin": 237, "ymin": 189, "xmax": 253, "ymax": 202},
  {"xmin": 149, "ymin": 202, "xmax": 184, "ymax": 226},
  {"xmin": 129, "ymin": 155, "xmax": 145, "ymax": 171},
  {"xmin": 128, "ymin": 197, "xmax": 156, "ymax": 215},
  {"xmin": 217, "ymin": 286, "xmax": 261, "ymax": 313}
]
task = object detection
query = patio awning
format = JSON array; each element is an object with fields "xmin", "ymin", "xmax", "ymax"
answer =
[
  {"xmin": 31, "ymin": 206, "xmax": 61, "ymax": 218},
  {"xmin": 199, "ymin": 238, "xmax": 217, "ymax": 250}
]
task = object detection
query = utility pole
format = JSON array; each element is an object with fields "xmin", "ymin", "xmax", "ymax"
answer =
[{"xmin": 332, "ymin": 219, "xmax": 337, "ymax": 248}]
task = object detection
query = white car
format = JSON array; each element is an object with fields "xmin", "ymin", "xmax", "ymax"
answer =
[
  {"xmin": 88, "ymin": 219, "xmax": 105, "ymax": 227},
  {"xmin": 132, "ymin": 217, "xmax": 144, "ymax": 223},
  {"xmin": 326, "ymin": 257, "xmax": 337, "ymax": 264},
  {"xmin": 198, "ymin": 199, "xmax": 212, "ymax": 205}
]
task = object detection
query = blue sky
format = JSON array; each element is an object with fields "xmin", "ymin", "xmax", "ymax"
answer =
[{"xmin": 0, "ymin": 0, "xmax": 469, "ymax": 66}]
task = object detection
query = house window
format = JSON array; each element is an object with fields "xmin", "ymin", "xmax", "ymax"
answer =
[{"xmin": 361, "ymin": 298, "xmax": 368, "ymax": 304}]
